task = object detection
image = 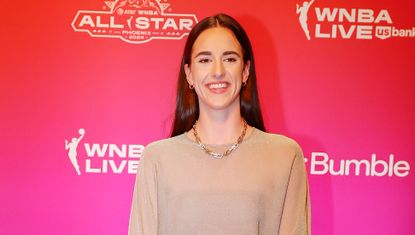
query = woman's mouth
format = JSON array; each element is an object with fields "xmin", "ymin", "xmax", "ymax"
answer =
[{"xmin": 206, "ymin": 82, "xmax": 230, "ymax": 94}]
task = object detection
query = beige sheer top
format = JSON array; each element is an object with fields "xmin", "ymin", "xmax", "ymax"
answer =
[{"xmin": 129, "ymin": 128, "xmax": 311, "ymax": 235}]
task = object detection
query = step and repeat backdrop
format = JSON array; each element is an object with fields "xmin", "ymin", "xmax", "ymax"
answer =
[{"xmin": 1, "ymin": 0, "xmax": 414, "ymax": 234}]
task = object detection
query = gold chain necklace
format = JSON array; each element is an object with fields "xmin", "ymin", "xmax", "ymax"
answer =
[{"xmin": 192, "ymin": 119, "xmax": 248, "ymax": 159}]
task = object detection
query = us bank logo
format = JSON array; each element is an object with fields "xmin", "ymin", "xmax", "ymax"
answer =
[
  {"xmin": 64, "ymin": 128, "xmax": 143, "ymax": 175},
  {"xmin": 72, "ymin": 0, "xmax": 198, "ymax": 43},
  {"xmin": 295, "ymin": 0, "xmax": 415, "ymax": 40}
]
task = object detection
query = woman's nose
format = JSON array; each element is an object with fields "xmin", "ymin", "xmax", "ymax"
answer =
[{"xmin": 211, "ymin": 60, "xmax": 225, "ymax": 79}]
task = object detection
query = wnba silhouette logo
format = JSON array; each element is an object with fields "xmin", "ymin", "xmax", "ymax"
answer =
[
  {"xmin": 296, "ymin": 0, "xmax": 315, "ymax": 40},
  {"xmin": 72, "ymin": 0, "xmax": 198, "ymax": 43},
  {"xmin": 65, "ymin": 128, "xmax": 85, "ymax": 175}
]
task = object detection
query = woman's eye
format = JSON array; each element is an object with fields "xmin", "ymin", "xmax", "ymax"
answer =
[
  {"xmin": 224, "ymin": 57, "xmax": 237, "ymax": 62},
  {"xmin": 198, "ymin": 58, "xmax": 211, "ymax": 63}
]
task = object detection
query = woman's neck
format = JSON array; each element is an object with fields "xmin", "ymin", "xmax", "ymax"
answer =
[{"xmin": 193, "ymin": 105, "xmax": 247, "ymax": 145}]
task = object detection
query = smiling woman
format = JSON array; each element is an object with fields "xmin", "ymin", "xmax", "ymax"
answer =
[
  {"xmin": 129, "ymin": 13, "xmax": 311, "ymax": 235},
  {"xmin": 184, "ymin": 26, "xmax": 249, "ymax": 113}
]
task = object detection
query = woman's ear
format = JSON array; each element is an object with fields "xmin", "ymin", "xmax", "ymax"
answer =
[
  {"xmin": 184, "ymin": 64, "xmax": 193, "ymax": 86},
  {"xmin": 243, "ymin": 60, "xmax": 250, "ymax": 83}
]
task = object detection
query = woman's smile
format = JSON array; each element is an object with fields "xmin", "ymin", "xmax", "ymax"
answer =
[{"xmin": 206, "ymin": 81, "xmax": 230, "ymax": 94}]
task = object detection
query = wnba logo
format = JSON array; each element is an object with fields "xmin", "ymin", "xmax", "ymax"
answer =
[
  {"xmin": 65, "ymin": 128, "xmax": 85, "ymax": 175},
  {"xmin": 296, "ymin": 0, "xmax": 315, "ymax": 40},
  {"xmin": 295, "ymin": 1, "xmax": 415, "ymax": 40},
  {"xmin": 64, "ymin": 128, "xmax": 143, "ymax": 175}
]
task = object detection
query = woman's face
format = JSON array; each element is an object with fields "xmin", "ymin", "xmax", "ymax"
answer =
[{"xmin": 185, "ymin": 27, "xmax": 250, "ymax": 112}]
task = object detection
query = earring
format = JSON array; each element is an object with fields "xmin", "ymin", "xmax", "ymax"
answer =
[
  {"xmin": 242, "ymin": 81, "xmax": 247, "ymax": 87},
  {"xmin": 189, "ymin": 84, "xmax": 194, "ymax": 89}
]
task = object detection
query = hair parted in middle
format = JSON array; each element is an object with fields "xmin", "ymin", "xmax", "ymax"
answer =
[{"xmin": 171, "ymin": 13, "xmax": 265, "ymax": 137}]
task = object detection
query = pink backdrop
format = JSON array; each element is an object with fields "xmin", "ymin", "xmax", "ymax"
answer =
[{"xmin": 1, "ymin": 0, "xmax": 414, "ymax": 234}]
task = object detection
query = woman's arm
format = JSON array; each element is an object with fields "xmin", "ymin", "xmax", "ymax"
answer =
[
  {"xmin": 279, "ymin": 148, "xmax": 311, "ymax": 235},
  {"xmin": 128, "ymin": 149, "xmax": 158, "ymax": 235}
]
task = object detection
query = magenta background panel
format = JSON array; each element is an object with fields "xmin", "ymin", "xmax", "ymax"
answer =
[{"xmin": 1, "ymin": 0, "xmax": 414, "ymax": 234}]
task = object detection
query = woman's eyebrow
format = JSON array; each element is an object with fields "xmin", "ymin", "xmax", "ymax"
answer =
[
  {"xmin": 222, "ymin": 51, "xmax": 241, "ymax": 57},
  {"xmin": 194, "ymin": 51, "xmax": 212, "ymax": 57},
  {"xmin": 193, "ymin": 51, "xmax": 241, "ymax": 58}
]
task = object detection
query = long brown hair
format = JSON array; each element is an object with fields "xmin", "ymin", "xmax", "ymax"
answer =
[{"xmin": 171, "ymin": 13, "xmax": 265, "ymax": 137}]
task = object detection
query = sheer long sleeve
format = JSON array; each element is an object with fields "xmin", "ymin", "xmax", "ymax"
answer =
[
  {"xmin": 278, "ymin": 148, "xmax": 311, "ymax": 235},
  {"xmin": 128, "ymin": 149, "xmax": 158, "ymax": 235}
]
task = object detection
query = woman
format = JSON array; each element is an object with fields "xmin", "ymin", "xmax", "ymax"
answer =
[{"xmin": 129, "ymin": 13, "xmax": 311, "ymax": 235}]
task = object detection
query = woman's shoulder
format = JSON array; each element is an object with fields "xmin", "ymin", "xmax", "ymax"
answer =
[
  {"xmin": 141, "ymin": 133, "xmax": 190, "ymax": 156},
  {"xmin": 145, "ymin": 133, "xmax": 187, "ymax": 148},
  {"xmin": 249, "ymin": 129, "xmax": 305, "ymax": 163},
  {"xmin": 252, "ymin": 128, "xmax": 303, "ymax": 153},
  {"xmin": 253, "ymin": 128, "xmax": 300, "ymax": 146}
]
